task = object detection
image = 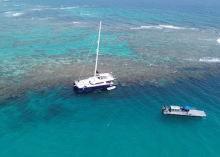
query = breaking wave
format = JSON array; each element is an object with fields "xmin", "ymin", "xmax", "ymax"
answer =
[
  {"xmin": 141, "ymin": 26, "xmax": 162, "ymax": 29},
  {"xmin": 4, "ymin": 11, "xmax": 24, "ymax": 17},
  {"xmin": 29, "ymin": 6, "xmax": 78, "ymax": 11},
  {"xmin": 159, "ymin": 25, "xmax": 185, "ymax": 30},
  {"xmin": 131, "ymin": 25, "xmax": 162, "ymax": 30},
  {"xmin": 131, "ymin": 25, "xmax": 185, "ymax": 30},
  {"xmin": 217, "ymin": 38, "xmax": 220, "ymax": 44},
  {"xmin": 199, "ymin": 57, "xmax": 220, "ymax": 63},
  {"xmin": 130, "ymin": 27, "xmax": 142, "ymax": 30},
  {"xmin": 80, "ymin": 13, "xmax": 91, "ymax": 16},
  {"xmin": 12, "ymin": 12, "xmax": 24, "ymax": 17},
  {"xmin": 30, "ymin": 9, "xmax": 42, "ymax": 11},
  {"xmin": 60, "ymin": 6, "xmax": 78, "ymax": 9}
]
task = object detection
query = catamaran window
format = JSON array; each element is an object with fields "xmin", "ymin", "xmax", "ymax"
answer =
[
  {"xmin": 95, "ymin": 82, "xmax": 104, "ymax": 85},
  {"xmin": 172, "ymin": 109, "xmax": 180, "ymax": 111}
]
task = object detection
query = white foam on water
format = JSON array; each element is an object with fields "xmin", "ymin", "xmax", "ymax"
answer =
[
  {"xmin": 154, "ymin": 26, "xmax": 163, "ymax": 29},
  {"xmin": 199, "ymin": 57, "xmax": 220, "ymax": 63},
  {"xmin": 38, "ymin": 17, "xmax": 53, "ymax": 20},
  {"xmin": 32, "ymin": 6, "xmax": 77, "ymax": 10},
  {"xmin": 159, "ymin": 25, "xmax": 185, "ymax": 30},
  {"xmin": 80, "ymin": 13, "xmax": 91, "ymax": 16},
  {"xmin": 73, "ymin": 22, "xmax": 80, "ymax": 24},
  {"xmin": 198, "ymin": 38, "xmax": 214, "ymax": 42},
  {"xmin": 130, "ymin": 27, "xmax": 142, "ymax": 30},
  {"xmin": 31, "ymin": 9, "xmax": 42, "ymax": 11},
  {"xmin": 141, "ymin": 26, "xmax": 153, "ymax": 29},
  {"xmin": 12, "ymin": 12, "xmax": 24, "ymax": 17},
  {"xmin": 130, "ymin": 25, "xmax": 163, "ymax": 30},
  {"xmin": 141, "ymin": 26, "xmax": 163, "ymax": 29},
  {"xmin": 190, "ymin": 28, "xmax": 199, "ymax": 31},
  {"xmin": 198, "ymin": 38, "xmax": 220, "ymax": 43},
  {"xmin": 4, "ymin": 11, "xmax": 24, "ymax": 17},
  {"xmin": 184, "ymin": 58, "xmax": 197, "ymax": 62},
  {"xmin": 131, "ymin": 25, "xmax": 186, "ymax": 30},
  {"xmin": 60, "ymin": 6, "xmax": 78, "ymax": 9}
]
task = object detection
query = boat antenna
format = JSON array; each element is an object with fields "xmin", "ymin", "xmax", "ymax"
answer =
[
  {"xmin": 94, "ymin": 21, "xmax": 102, "ymax": 77},
  {"xmin": 78, "ymin": 32, "xmax": 98, "ymax": 80}
]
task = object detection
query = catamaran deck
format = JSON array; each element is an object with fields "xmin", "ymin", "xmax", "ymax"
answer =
[{"xmin": 163, "ymin": 109, "xmax": 206, "ymax": 117}]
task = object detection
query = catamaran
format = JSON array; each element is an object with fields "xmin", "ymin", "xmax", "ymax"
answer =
[{"xmin": 74, "ymin": 21, "xmax": 117, "ymax": 92}]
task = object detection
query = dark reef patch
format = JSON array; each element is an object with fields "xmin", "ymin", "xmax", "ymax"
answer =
[{"xmin": 0, "ymin": 54, "xmax": 220, "ymax": 101}]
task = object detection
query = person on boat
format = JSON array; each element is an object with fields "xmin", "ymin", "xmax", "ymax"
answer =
[
  {"xmin": 169, "ymin": 108, "xmax": 171, "ymax": 112},
  {"xmin": 163, "ymin": 105, "xmax": 166, "ymax": 110},
  {"xmin": 162, "ymin": 105, "xmax": 167, "ymax": 113}
]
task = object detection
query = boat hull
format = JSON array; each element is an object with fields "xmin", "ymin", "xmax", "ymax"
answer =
[
  {"xmin": 162, "ymin": 109, "xmax": 206, "ymax": 117},
  {"xmin": 162, "ymin": 112, "xmax": 206, "ymax": 117},
  {"xmin": 74, "ymin": 83, "xmax": 117, "ymax": 92}
]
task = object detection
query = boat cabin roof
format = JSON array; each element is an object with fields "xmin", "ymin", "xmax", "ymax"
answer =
[
  {"xmin": 88, "ymin": 73, "xmax": 114, "ymax": 84},
  {"xmin": 170, "ymin": 106, "xmax": 181, "ymax": 110},
  {"xmin": 96, "ymin": 73, "xmax": 112, "ymax": 77}
]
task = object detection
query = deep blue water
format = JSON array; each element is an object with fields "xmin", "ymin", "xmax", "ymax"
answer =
[{"xmin": 0, "ymin": 0, "xmax": 220, "ymax": 156}]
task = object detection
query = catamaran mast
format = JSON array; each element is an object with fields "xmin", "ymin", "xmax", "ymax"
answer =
[{"xmin": 94, "ymin": 21, "xmax": 102, "ymax": 76}]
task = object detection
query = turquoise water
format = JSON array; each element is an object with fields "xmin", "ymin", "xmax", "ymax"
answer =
[
  {"xmin": 1, "ymin": 0, "xmax": 220, "ymax": 156},
  {"xmin": 1, "ymin": 76, "xmax": 220, "ymax": 156}
]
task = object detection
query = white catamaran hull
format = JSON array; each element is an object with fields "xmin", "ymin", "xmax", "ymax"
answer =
[{"xmin": 74, "ymin": 83, "xmax": 116, "ymax": 92}]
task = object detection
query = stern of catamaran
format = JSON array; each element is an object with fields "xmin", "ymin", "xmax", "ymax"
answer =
[{"xmin": 73, "ymin": 72, "xmax": 117, "ymax": 92}]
